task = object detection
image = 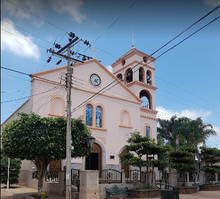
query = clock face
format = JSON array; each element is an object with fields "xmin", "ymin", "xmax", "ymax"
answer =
[{"xmin": 90, "ymin": 74, "xmax": 101, "ymax": 86}]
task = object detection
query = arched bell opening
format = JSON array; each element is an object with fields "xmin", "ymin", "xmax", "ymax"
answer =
[
  {"xmin": 125, "ymin": 68, "xmax": 133, "ymax": 84},
  {"xmin": 139, "ymin": 90, "xmax": 152, "ymax": 109},
  {"xmin": 139, "ymin": 67, "xmax": 144, "ymax": 83}
]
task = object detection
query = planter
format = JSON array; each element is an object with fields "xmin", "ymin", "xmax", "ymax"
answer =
[
  {"xmin": 177, "ymin": 186, "xmax": 197, "ymax": 194},
  {"xmin": 132, "ymin": 189, "xmax": 160, "ymax": 198},
  {"xmin": 202, "ymin": 185, "xmax": 220, "ymax": 191},
  {"xmin": 41, "ymin": 191, "xmax": 46, "ymax": 198}
]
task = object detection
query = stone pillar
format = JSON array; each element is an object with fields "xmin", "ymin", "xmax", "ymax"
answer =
[
  {"xmin": 79, "ymin": 170, "xmax": 99, "ymax": 199},
  {"xmin": 186, "ymin": 172, "xmax": 190, "ymax": 186},
  {"xmin": 169, "ymin": 173, "xmax": 177, "ymax": 187}
]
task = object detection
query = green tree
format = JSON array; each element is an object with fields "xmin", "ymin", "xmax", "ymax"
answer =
[
  {"xmin": 157, "ymin": 116, "xmax": 216, "ymax": 149},
  {"xmin": 169, "ymin": 146, "xmax": 198, "ymax": 187},
  {"xmin": 2, "ymin": 112, "xmax": 90, "ymax": 197},
  {"xmin": 119, "ymin": 131, "xmax": 169, "ymax": 187},
  {"xmin": 178, "ymin": 118, "xmax": 216, "ymax": 148},
  {"xmin": 157, "ymin": 115, "xmax": 189, "ymax": 150},
  {"xmin": 1, "ymin": 149, "xmax": 21, "ymax": 186},
  {"xmin": 200, "ymin": 146, "xmax": 220, "ymax": 184}
]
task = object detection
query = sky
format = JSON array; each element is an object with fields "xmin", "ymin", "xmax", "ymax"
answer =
[{"xmin": 1, "ymin": 0, "xmax": 220, "ymax": 148}]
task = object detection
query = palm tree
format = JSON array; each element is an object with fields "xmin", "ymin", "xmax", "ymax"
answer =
[
  {"xmin": 157, "ymin": 116, "xmax": 216, "ymax": 149},
  {"xmin": 157, "ymin": 115, "xmax": 177, "ymax": 147},
  {"xmin": 185, "ymin": 117, "xmax": 217, "ymax": 147}
]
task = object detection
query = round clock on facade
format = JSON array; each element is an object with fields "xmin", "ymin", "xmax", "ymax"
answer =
[{"xmin": 90, "ymin": 74, "xmax": 101, "ymax": 86}]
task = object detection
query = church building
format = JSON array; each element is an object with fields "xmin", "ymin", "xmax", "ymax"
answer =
[{"xmin": 2, "ymin": 47, "xmax": 158, "ymax": 172}]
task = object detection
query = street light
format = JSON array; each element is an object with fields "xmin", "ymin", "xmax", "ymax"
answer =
[
  {"xmin": 196, "ymin": 153, "xmax": 201, "ymax": 173},
  {"xmin": 85, "ymin": 136, "xmax": 96, "ymax": 170}
]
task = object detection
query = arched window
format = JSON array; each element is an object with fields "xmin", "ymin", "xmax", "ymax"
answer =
[
  {"xmin": 146, "ymin": 70, "xmax": 152, "ymax": 85},
  {"xmin": 139, "ymin": 67, "xmax": 144, "ymax": 82},
  {"xmin": 96, "ymin": 106, "xmax": 102, "ymax": 128},
  {"xmin": 86, "ymin": 104, "xmax": 93, "ymax": 126},
  {"xmin": 117, "ymin": 73, "xmax": 123, "ymax": 81},
  {"xmin": 52, "ymin": 97, "xmax": 63, "ymax": 115},
  {"xmin": 50, "ymin": 95, "xmax": 65, "ymax": 116},
  {"xmin": 146, "ymin": 126, "xmax": 150, "ymax": 137},
  {"xmin": 126, "ymin": 68, "xmax": 133, "ymax": 84},
  {"xmin": 140, "ymin": 90, "xmax": 152, "ymax": 109}
]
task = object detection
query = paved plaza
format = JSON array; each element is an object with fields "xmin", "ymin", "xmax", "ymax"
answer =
[{"xmin": 1, "ymin": 184, "xmax": 220, "ymax": 199}]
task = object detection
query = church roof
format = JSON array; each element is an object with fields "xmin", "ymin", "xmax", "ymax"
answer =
[{"xmin": 111, "ymin": 47, "xmax": 155, "ymax": 67}]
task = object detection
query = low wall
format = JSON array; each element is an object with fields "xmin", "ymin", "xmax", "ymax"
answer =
[
  {"xmin": 132, "ymin": 189, "xmax": 160, "ymax": 198},
  {"xmin": 18, "ymin": 170, "xmax": 64, "ymax": 195},
  {"xmin": 178, "ymin": 187, "xmax": 197, "ymax": 194},
  {"xmin": 202, "ymin": 185, "xmax": 220, "ymax": 191}
]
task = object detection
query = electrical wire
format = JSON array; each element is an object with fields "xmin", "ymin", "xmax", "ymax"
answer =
[{"xmin": 5, "ymin": 0, "xmax": 68, "ymax": 33}]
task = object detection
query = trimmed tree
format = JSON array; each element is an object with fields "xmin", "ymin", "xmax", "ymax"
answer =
[
  {"xmin": 169, "ymin": 146, "xmax": 198, "ymax": 187},
  {"xmin": 1, "ymin": 149, "xmax": 21, "ymax": 186},
  {"xmin": 200, "ymin": 146, "xmax": 220, "ymax": 184},
  {"xmin": 118, "ymin": 131, "xmax": 169, "ymax": 187},
  {"xmin": 2, "ymin": 112, "xmax": 90, "ymax": 197}
]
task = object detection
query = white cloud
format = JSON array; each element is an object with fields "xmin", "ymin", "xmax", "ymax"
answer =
[
  {"xmin": 1, "ymin": 19, "xmax": 40, "ymax": 60},
  {"xmin": 213, "ymin": 126, "xmax": 220, "ymax": 138},
  {"xmin": 50, "ymin": 0, "xmax": 86, "ymax": 23},
  {"xmin": 106, "ymin": 65, "xmax": 113, "ymax": 73},
  {"xmin": 156, "ymin": 106, "xmax": 211, "ymax": 121},
  {"xmin": 204, "ymin": 0, "xmax": 220, "ymax": 6},
  {"xmin": 1, "ymin": 0, "xmax": 44, "ymax": 27}
]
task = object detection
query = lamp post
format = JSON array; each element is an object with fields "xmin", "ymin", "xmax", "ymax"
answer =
[
  {"xmin": 196, "ymin": 153, "xmax": 201, "ymax": 173},
  {"xmin": 85, "ymin": 136, "xmax": 96, "ymax": 170}
]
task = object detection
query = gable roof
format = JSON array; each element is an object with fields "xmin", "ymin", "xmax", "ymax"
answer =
[
  {"xmin": 31, "ymin": 59, "xmax": 142, "ymax": 104},
  {"xmin": 111, "ymin": 47, "xmax": 156, "ymax": 68}
]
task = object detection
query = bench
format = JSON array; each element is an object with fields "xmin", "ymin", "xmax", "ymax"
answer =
[
  {"xmin": 105, "ymin": 185, "xmax": 132, "ymax": 199},
  {"xmin": 215, "ymin": 181, "xmax": 220, "ymax": 185},
  {"xmin": 192, "ymin": 182, "xmax": 202, "ymax": 191}
]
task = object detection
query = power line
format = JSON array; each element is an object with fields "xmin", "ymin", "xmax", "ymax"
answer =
[
  {"xmin": 93, "ymin": 0, "xmax": 138, "ymax": 44},
  {"xmin": 1, "ymin": 18, "xmax": 54, "ymax": 45},
  {"xmin": 1, "ymin": 87, "xmax": 58, "ymax": 103},
  {"xmin": 1, "ymin": 66, "xmax": 64, "ymax": 86},
  {"xmin": 5, "ymin": 0, "xmax": 67, "ymax": 33},
  {"xmin": 1, "ymin": 29, "xmax": 48, "ymax": 50},
  {"xmin": 71, "ymin": 9, "xmax": 220, "ymax": 113}
]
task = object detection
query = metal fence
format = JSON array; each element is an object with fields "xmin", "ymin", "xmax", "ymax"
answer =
[
  {"xmin": 32, "ymin": 169, "xmax": 59, "ymax": 182},
  {"xmin": 177, "ymin": 172, "xmax": 187, "ymax": 182},
  {"xmin": 99, "ymin": 169, "xmax": 122, "ymax": 184},
  {"xmin": 71, "ymin": 169, "xmax": 80, "ymax": 192},
  {"xmin": 125, "ymin": 169, "xmax": 145, "ymax": 183},
  {"xmin": 189, "ymin": 172, "xmax": 199, "ymax": 182},
  {"xmin": 45, "ymin": 169, "xmax": 59, "ymax": 182}
]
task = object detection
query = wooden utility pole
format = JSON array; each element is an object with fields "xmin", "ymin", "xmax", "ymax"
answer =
[{"xmin": 47, "ymin": 34, "xmax": 90, "ymax": 199}]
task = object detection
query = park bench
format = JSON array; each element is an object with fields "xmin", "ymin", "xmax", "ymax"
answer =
[
  {"xmin": 215, "ymin": 181, "xmax": 220, "ymax": 185},
  {"xmin": 191, "ymin": 182, "xmax": 202, "ymax": 191},
  {"xmin": 105, "ymin": 185, "xmax": 132, "ymax": 199}
]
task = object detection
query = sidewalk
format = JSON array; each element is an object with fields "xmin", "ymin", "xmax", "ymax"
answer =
[{"xmin": 1, "ymin": 184, "xmax": 220, "ymax": 199}]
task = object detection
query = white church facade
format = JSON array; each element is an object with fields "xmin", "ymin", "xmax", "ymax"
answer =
[{"xmin": 2, "ymin": 47, "xmax": 158, "ymax": 172}]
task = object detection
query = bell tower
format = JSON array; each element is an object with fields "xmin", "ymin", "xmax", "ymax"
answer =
[
  {"xmin": 111, "ymin": 47, "xmax": 158, "ymax": 140},
  {"xmin": 111, "ymin": 47, "xmax": 157, "ymax": 111}
]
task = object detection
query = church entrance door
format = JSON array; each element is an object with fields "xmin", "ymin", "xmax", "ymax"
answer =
[{"xmin": 85, "ymin": 143, "xmax": 102, "ymax": 170}]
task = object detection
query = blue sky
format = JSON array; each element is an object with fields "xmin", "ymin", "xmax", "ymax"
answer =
[{"xmin": 1, "ymin": 0, "xmax": 220, "ymax": 148}]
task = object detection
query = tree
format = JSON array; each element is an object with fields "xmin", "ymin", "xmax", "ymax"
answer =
[
  {"xmin": 158, "ymin": 116, "xmax": 216, "ymax": 149},
  {"xmin": 157, "ymin": 115, "xmax": 189, "ymax": 150},
  {"xmin": 200, "ymin": 146, "xmax": 220, "ymax": 184},
  {"xmin": 118, "ymin": 131, "xmax": 169, "ymax": 187},
  {"xmin": 169, "ymin": 146, "xmax": 198, "ymax": 187},
  {"xmin": 2, "ymin": 112, "xmax": 90, "ymax": 197},
  {"xmin": 181, "ymin": 118, "xmax": 216, "ymax": 147},
  {"xmin": 1, "ymin": 149, "xmax": 21, "ymax": 186}
]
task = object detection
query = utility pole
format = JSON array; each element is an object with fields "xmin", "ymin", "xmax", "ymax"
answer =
[{"xmin": 47, "ymin": 33, "xmax": 91, "ymax": 199}]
